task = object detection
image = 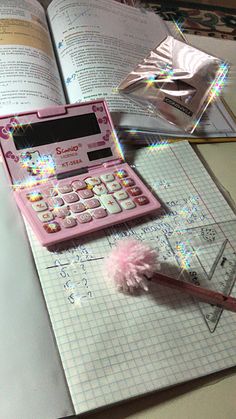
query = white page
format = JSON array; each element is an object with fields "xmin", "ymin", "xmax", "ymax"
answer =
[
  {"xmin": 26, "ymin": 142, "xmax": 236, "ymax": 415},
  {"xmin": 0, "ymin": 163, "xmax": 74, "ymax": 419},
  {"xmin": 47, "ymin": 0, "xmax": 236, "ymax": 136},
  {"xmin": 0, "ymin": 0, "xmax": 65, "ymax": 116}
]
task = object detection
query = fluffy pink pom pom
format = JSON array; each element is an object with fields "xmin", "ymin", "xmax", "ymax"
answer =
[{"xmin": 106, "ymin": 239, "xmax": 160, "ymax": 292}]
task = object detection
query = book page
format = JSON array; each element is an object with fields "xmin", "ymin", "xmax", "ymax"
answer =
[
  {"xmin": 47, "ymin": 0, "xmax": 236, "ymax": 136},
  {"xmin": 0, "ymin": 0, "xmax": 65, "ymax": 116},
  {"xmin": 26, "ymin": 141, "xmax": 236, "ymax": 415},
  {"xmin": 47, "ymin": 0, "xmax": 167, "ymax": 112}
]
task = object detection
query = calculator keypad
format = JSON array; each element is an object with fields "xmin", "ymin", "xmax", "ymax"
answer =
[{"xmin": 21, "ymin": 163, "xmax": 160, "ymax": 245}]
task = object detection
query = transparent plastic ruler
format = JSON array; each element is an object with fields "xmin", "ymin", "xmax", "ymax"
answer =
[{"xmin": 168, "ymin": 221, "xmax": 236, "ymax": 332}]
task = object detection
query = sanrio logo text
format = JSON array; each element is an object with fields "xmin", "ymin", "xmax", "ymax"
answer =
[{"xmin": 56, "ymin": 145, "xmax": 81, "ymax": 155}]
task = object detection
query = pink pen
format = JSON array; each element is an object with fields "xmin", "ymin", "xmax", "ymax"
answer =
[
  {"xmin": 107, "ymin": 238, "xmax": 236, "ymax": 314},
  {"xmin": 151, "ymin": 273, "xmax": 236, "ymax": 313}
]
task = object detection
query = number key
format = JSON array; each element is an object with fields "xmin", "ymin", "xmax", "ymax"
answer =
[
  {"xmin": 85, "ymin": 198, "xmax": 100, "ymax": 209},
  {"xmin": 78, "ymin": 189, "xmax": 94, "ymax": 199},
  {"xmin": 77, "ymin": 213, "xmax": 92, "ymax": 223},
  {"xmin": 44, "ymin": 187, "xmax": 58, "ymax": 197},
  {"xmin": 58, "ymin": 184, "xmax": 73, "ymax": 194},
  {"xmin": 54, "ymin": 207, "xmax": 70, "ymax": 218},
  {"xmin": 61, "ymin": 217, "xmax": 77, "ymax": 228},
  {"xmin": 48, "ymin": 197, "xmax": 64, "ymax": 207},
  {"xmin": 72, "ymin": 180, "xmax": 86, "ymax": 190},
  {"xmin": 70, "ymin": 202, "xmax": 86, "ymax": 213},
  {"xmin": 64, "ymin": 193, "xmax": 79, "ymax": 204}
]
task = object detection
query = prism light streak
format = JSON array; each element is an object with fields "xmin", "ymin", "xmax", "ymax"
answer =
[
  {"xmin": 176, "ymin": 242, "xmax": 193, "ymax": 269},
  {"xmin": 191, "ymin": 62, "xmax": 229, "ymax": 132}
]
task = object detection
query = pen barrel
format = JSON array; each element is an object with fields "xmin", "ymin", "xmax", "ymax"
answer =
[{"xmin": 153, "ymin": 273, "xmax": 236, "ymax": 313}]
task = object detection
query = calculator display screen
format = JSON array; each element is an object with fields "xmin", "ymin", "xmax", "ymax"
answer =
[
  {"xmin": 12, "ymin": 113, "xmax": 101, "ymax": 150},
  {"xmin": 87, "ymin": 148, "xmax": 112, "ymax": 161}
]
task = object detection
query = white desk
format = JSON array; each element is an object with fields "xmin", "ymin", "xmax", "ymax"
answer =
[{"xmin": 0, "ymin": 32, "xmax": 235, "ymax": 419}]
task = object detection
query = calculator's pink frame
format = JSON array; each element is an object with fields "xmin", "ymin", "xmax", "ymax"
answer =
[{"xmin": 0, "ymin": 100, "xmax": 161, "ymax": 246}]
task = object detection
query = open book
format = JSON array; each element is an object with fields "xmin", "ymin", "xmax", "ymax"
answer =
[{"xmin": 0, "ymin": 0, "xmax": 235, "ymax": 137}]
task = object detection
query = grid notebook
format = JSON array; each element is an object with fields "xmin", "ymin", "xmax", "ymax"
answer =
[{"xmin": 26, "ymin": 141, "xmax": 236, "ymax": 415}]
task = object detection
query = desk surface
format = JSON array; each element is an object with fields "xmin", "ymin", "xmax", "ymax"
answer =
[{"xmin": 0, "ymin": 28, "xmax": 236, "ymax": 419}]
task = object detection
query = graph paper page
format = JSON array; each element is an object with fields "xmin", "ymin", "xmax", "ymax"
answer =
[{"xmin": 26, "ymin": 141, "xmax": 236, "ymax": 415}]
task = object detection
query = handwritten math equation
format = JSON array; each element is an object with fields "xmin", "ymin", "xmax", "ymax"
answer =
[{"xmin": 44, "ymin": 187, "xmax": 236, "ymax": 333}]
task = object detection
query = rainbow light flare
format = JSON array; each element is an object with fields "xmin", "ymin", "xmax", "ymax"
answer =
[
  {"xmin": 112, "ymin": 130, "xmax": 124, "ymax": 160},
  {"xmin": 175, "ymin": 241, "xmax": 193, "ymax": 269},
  {"xmin": 148, "ymin": 139, "xmax": 170, "ymax": 151},
  {"xmin": 124, "ymin": 129, "xmax": 171, "ymax": 150},
  {"xmin": 192, "ymin": 61, "xmax": 229, "ymax": 132},
  {"xmin": 208, "ymin": 62, "xmax": 229, "ymax": 101},
  {"xmin": 145, "ymin": 65, "xmax": 174, "ymax": 89},
  {"xmin": 13, "ymin": 176, "xmax": 49, "ymax": 191}
]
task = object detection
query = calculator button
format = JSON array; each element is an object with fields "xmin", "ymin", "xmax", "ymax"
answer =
[
  {"xmin": 121, "ymin": 178, "xmax": 135, "ymax": 187},
  {"xmin": 106, "ymin": 181, "xmax": 122, "ymax": 192},
  {"xmin": 58, "ymin": 184, "xmax": 73, "ymax": 194},
  {"xmin": 53, "ymin": 207, "xmax": 70, "ymax": 218},
  {"xmin": 48, "ymin": 197, "xmax": 64, "ymax": 207},
  {"xmin": 92, "ymin": 208, "xmax": 107, "ymax": 219},
  {"xmin": 44, "ymin": 188, "xmax": 58, "ymax": 197},
  {"xmin": 115, "ymin": 169, "xmax": 128, "ymax": 179},
  {"xmin": 78, "ymin": 189, "xmax": 94, "ymax": 199},
  {"xmin": 32, "ymin": 201, "xmax": 48, "ymax": 212},
  {"xmin": 134, "ymin": 196, "xmax": 150, "ymax": 205},
  {"xmin": 127, "ymin": 186, "xmax": 142, "ymax": 196},
  {"xmin": 70, "ymin": 202, "xmax": 86, "ymax": 213},
  {"xmin": 114, "ymin": 190, "xmax": 128, "ymax": 201},
  {"xmin": 38, "ymin": 211, "xmax": 54, "ymax": 222},
  {"xmin": 61, "ymin": 217, "xmax": 77, "ymax": 228},
  {"xmin": 63, "ymin": 193, "xmax": 79, "ymax": 204},
  {"xmin": 72, "ymin": 180, "xmax": 87, "ymax": 190},
  {"xmin": 99, "ymin": 194, "xmax": 121, "ymax": 214},
  {"xmin": 120, "ymin": 199, "xmax": 136, "ymax": 210},
  {"xmin": 100, "ymin": 173, "xmax": 114, "ymax": 182},
  {"xmin": 43, "ymin": 221, "xmax": 61, "ymax": 234},
  {"xmin": 77, "ymin": 213, "xmax": 92, "ymax": 223},
  {"xmin": 85, "ymin": 177, "xmax": 101, "ymax": 186},
  {"xmin": 85, "ymin": 198, "xmax": 100, "ymax": 209},
  {"xmin": 93, "ymin": 184, "xmax": 108, "ymax": 195},
  {"xmin": 26, "ymin": 192, "xmax": 43, "ymax": 202}
]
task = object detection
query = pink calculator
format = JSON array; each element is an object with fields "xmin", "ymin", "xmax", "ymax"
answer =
[{"xmin": 0, "ymin": 101, "xmax": 161, "ymax": 246}]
